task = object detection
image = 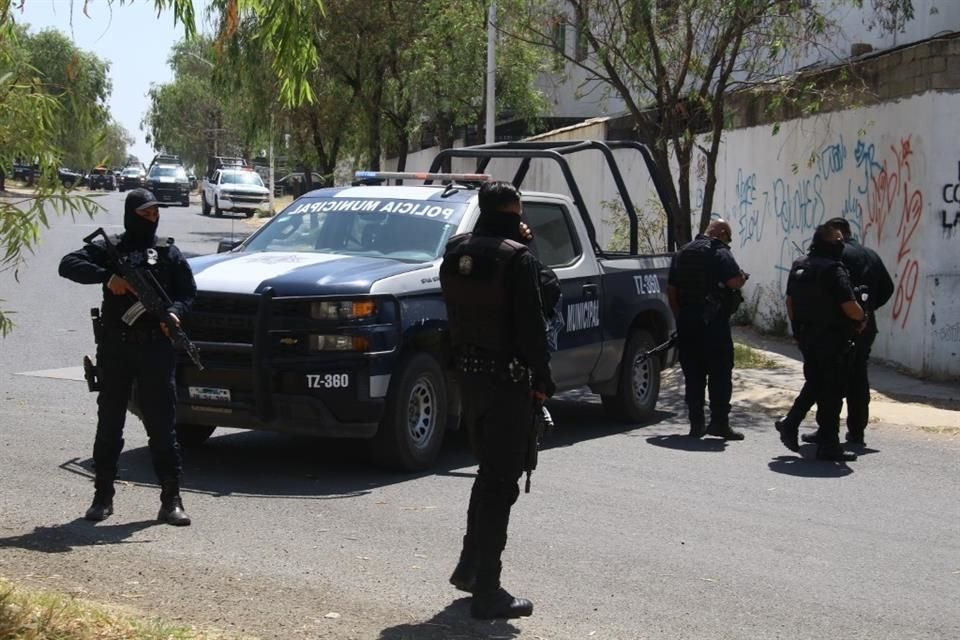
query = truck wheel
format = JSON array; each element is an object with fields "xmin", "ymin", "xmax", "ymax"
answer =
[
  {"xmin": 372, "ymin": 352, "xmax": 447, "ymax": 471},
  {"xmin": 181, "ymin": 195, "xmax": 190, "ymax": 207},
  {"xmin": 175, "ymin": 424, "xmax": 216, "ymax": 447},
  {"xmin": 201, "ymin": 193, "xmax": 210, "ymax": 216},
  {"xmin": 214, "ymin": 196, "xmax": 223, "ymax": 217},
  {"xmin": 601, "ymin": 329, "xmax": 661, "ymax": 423}
]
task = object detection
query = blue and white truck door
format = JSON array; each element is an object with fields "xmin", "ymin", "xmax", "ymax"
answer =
[{"xmin": 521, "ymin": 198, "xmax": 603, "ymax": 388}]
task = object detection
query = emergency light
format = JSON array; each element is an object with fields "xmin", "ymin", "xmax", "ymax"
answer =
[{"xmin": 354, "ymin": 170, "xmax": 491, "ymax": 183}]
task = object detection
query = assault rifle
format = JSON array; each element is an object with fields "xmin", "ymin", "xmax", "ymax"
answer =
[
  {"xmin": 524, "ymin": 401, "xmax": 554, "ymax": 494},
  {"xmin": 82, "ymin": 227, "xmax": 203, "ymax": 370},
  {"xmin": 637, "ymin": 331, "xmax": 678, "ymax": 365}
]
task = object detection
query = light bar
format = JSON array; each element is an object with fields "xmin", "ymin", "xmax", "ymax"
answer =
[{"xmin": 355, "ymin": 170, "xmax": 491, "ymax": 182}]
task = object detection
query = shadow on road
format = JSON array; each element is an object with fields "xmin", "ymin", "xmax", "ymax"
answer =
[
  {"xmin": 0, "ymin": 518, "xmax": 158, "ymax": 554},
  {"xmin": 59, "ymin": 389, "xmax": 678, "ymax": 500},
  {"xmin": 645, "ymin": 434, "xmax": 728, "ymax": 452},
  {"xmin": 377, "ymin": 598, "xmax": 520, "ymax": 640},
  {"xmin": 767, "ymin": 453, "xmax": 855, "ymax": 478}
]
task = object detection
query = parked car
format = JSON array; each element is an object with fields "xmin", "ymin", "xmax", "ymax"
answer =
[
  {"xmin": 118, "ymin": 167, "xmax": 146, "ymax": 191},
  {"xmin": 273, "ymin": 171, "xmax": 325, "ymax": 197},
  {"xmin": 58, "ymin": 167, "xmax": 83, "ymax": 188},
  {"xmin": 201, "ymin": 167, "xmax": 269, "ymax": 217},
  {"xmin": 146, "ymin": 164, "xmax": 191, "ymax": 206},
  {"xmin": 188, "ymin": 173, "xmax": 198, "ymax": 191},
  {"xmin": 87, "ymin": 167, "xmax": 116, "ymax": 191}
]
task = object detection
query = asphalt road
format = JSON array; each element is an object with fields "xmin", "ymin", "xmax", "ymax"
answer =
[{"xmin": 0, "ymin": 190, "xmax": 958, "ymax": 640}]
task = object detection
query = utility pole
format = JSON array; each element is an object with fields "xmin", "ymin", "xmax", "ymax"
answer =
[
  {"xmin": 485, "ymin": 1, "xmax": 496, "ymax": 145},
  {"xmin": 269, "ymin": 114, "xmax": 275, "ymax": 214}
]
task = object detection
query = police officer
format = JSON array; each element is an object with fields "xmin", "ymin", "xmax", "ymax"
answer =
[
  {"xmin": 775, "ymin": 217, "xmax": 894, "ymax": 449},
  {"xmin": 782, "ymin": 224, "xmax": 866, "ymax": 462},
  {"xmin": 439, "ymin": 181, "xmax": 555, "ymax": 620},
  {"xmin": 59, "ymin": 188, "xmax": 196, "ymax": 525},
  {"xmin": 667, "ymin": 219, "xmax": 747, "ymax": 440}
]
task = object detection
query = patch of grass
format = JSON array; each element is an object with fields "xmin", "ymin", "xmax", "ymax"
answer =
[
  {"xmin": 0, "ymin": 578, "xmax": 238, "ymax": 640},
  {"xmin": 733, "ymin": 342, "xmax": 781, "ymax": 369}
]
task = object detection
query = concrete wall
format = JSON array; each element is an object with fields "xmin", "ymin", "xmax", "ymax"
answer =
[{"xmin": 389, "ymin": 92, "xmax": 959, "ymax": 379}]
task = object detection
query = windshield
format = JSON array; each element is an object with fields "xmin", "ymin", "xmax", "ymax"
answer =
[
  {"xmin": 123, "ymin": 168, "xmax": 141, "ymax": 176},
  {"xmin": 150, "ymin": 166, "xmax": 187, "ymax": 179},
  {"xmin": 221, "ymin": 171, "xmax": 263, "ymax": 186},
  {"xmin": 244, "ymin": 196, "xmax": 467, "ymax": 262}
]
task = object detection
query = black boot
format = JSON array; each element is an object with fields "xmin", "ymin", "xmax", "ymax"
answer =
[
  {"xmin": 774, "ymin": 417, "xmax": 799, "ymax": 452},
  {"xmin": 801, "ymin": 430, "xmax": 821, "ymax": 444},
  {"xmin": 449, "ymin": 536, "xmax": 477, "ymax": 593},
  {"xmin": 707, "ymin": 423, "xmax": 745, "ymax": 440},
  {"xmin": 470, "ymin": 563, "xmax": 532, "ymax": 620},
  {"xmin": 84, "ymin": 493, "xmax": 114, "ymax": 522},
  {"xmin": 85, "ymin": 475, "xmax": 115, "ymax": 522},
  {"xmin": 158, "ymin": 484, "xmax": 191, "ymax": 526}
]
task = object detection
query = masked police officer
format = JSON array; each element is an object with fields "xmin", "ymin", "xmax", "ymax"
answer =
[
  {"xmin": 59, "ymin": 188, "xmax": 196, "ymax": 525},
  {"xmin": 439, "ymin": 181, "xmax": 555, "ymax": 620},
  {"xmin": 667, "ymin": 219, "xmax": 747, "ymax": 440},
  {"xmin": 781, "ymin": 224, "xmax": 866, "ymax": 462},
  {"xmin": 775, "ymin": 217, "xmax": 894, "ymax": 449}
]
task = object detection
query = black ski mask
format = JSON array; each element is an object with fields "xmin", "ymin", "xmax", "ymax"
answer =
[
  {"xmin": 811, "ymin": 236, "xmax": 844, "ymax": 261},
  {"xmin": 474, "ymin": 209, "xmax": 525, "ymax": 243},
  {"xmin": 123, "ymin": 188, "xmax": 159, "ymax": 248}
]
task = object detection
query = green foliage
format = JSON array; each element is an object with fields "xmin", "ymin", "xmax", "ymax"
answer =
[
  {"xmin": 733, "ymin": 342, "xmax": 780, "ymax": 369},
  {"xmin": 601, "ymin": 195, "xmax": 667, "ymax": 254},
  {"xmin": 0, "ymin": 12, "xmax": 103, "ymax": 336},
  {"xmin": 509, "ymin": 0, "xmax": 915, "ymax": 249}
]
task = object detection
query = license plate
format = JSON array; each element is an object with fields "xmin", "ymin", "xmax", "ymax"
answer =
[
  {"xmin": 306, "ymin": 373, "xmax": 350, "ymax": 389},
  {"xmin": 188, "ymin": 386, "xmax": 231, "ymax": 402}
]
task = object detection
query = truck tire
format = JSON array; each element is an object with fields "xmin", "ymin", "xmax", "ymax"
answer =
[
  {"xmin": 175, "ymin": 424, "xmax": 216, "ymax": 447},
  {"xmin": 201, "ymin": 192, "xmax": 210, "ymax": 216},
  {"xmin": 214, "ymin": 196, "xmax": 223, "ymax": 217},
  {"xmin": 601, "ymin": 329, "xmax": 661, "ymax": 423},
  {"xmin": 181, "ymin": 195, "xmax": 190, "ymax": 207},
  {"xmin": 372, "ymin": 352, "xmax": 447, "ymax": 471}
]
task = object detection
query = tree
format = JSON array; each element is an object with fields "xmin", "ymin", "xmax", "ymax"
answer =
[
  {"xmin": 0, "ymin": 15, "xmax": 99, "ymax": 335},
  {"xmin": 512, "ymin": 0, "xmax": 914, "ymax": 249},
  {"xmin": 20, "ymin": 27, "xmax": 112, "ymax": 170},
  {"xmin": 100, "ymin": 120, "xmax": 133, "ymax": 167}
]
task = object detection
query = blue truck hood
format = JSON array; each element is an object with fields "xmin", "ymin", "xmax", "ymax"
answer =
[{"xmin": 189, "ymin": 251, "xmax": 431, "ymax": 296}]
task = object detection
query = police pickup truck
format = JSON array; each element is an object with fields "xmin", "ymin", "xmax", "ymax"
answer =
[{"xmin": 175, "ymin": 140, "xmax": 676, "ymax": 470}]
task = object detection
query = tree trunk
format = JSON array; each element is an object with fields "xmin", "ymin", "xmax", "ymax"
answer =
[{"xmin": 0, "ymin": 168, "xmax": 5, "ymax": 192}]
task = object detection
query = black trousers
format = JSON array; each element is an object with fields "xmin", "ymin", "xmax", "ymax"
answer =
[
  {"xmin": 783, "ymin": 331, "xmax": 874, "ymax": 438},
  {"xmin": 459, "ymin": 373, "xmax": 533, "ymax": 593},
  {"xmin": 677, "ymin": 310, "xmax": 734, "ymax": 428},
  {"xmin": 93, "ymin": 337, "xmax": 182, "ymax": 495},
  {"xmin": 796, "ymin": 332, "xmax": 854, "ymax": 455}
]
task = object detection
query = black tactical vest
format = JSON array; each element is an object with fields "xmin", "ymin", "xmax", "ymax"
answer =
[
  {"xmin": 788, "ymin": 255, "xmax": 847, "ymax": 328},
  {"xmin": 673, "ymin": 236, "xmax": 716, "ymax": 306},
  {"xmin": 439, "ymin": 233, "xmax": 526, "ymax": 357},
  {"xmin": 99, "ymin": 235, "xmax": 177, "ymax": 330}
]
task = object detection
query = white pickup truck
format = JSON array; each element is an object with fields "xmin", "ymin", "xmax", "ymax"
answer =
[{"xmin": 201, "ymin": 167, "xmax": 270, "ymax": 218}]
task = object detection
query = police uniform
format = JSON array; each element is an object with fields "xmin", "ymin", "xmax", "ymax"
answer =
[
  {"xmin": 59, "ymin": 188, "xmax": 196, "ymax": 524},
  {"xmin": 668, "ymin": 234, "xmax": 743, "ymax": 438},
  {"xmin": 784, "ymin": 247, "xmax": 859, "ymax": 460},
  {"xmin": 777, "ymin": 235, "xmax": 893, "ymax": 445},
  {"xmin": 439, "ymin": 212, "xmax": 554, "ymax": 620}
]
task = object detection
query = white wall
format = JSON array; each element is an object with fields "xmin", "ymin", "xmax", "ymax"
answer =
[{"xmin": 394, "ymin": 92, "xmax": 960, "ymax": 378}]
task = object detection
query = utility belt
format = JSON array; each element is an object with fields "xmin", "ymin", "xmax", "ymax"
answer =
[
  {"xmin": 117, "ymin": 327, "xmax": 166, "ymax": 344},
  {"xmin": 454, "ymin": 353, "xmax": 530, "ymax": 383}
]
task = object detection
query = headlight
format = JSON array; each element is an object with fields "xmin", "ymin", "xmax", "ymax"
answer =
[
  {"xmin": 309, "ymin": 334, "xmax": 370, "ymax": 351},
  {"xmin": 310, "ymin": 300, "xmax": 376, "ymax": 320}
]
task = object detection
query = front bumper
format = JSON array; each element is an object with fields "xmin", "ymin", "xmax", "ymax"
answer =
[
  {"xmin": 219, "ymin": 194, "xmax": 269, "ymax": 211},
  {"xmin": 151, "ymin": 183, "xmax": 190, "ymax": 203},
  {"xmin": 176, "ymin": 291, "xmax": 400, "ymax": 438}
]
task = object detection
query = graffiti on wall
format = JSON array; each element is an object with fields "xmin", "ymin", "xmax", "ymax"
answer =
[
  {"xmin": 939, "ymin": 161, "xmax": 960, "ymax": 237},
  {"xmin": 726, "ymin": 133, "xmax": 925, "ymax": 330}
]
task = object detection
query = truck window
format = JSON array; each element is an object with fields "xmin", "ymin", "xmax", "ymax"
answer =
[{"xmin": 524, "ymin": 202, "xmax": 581, "ymax": 268}]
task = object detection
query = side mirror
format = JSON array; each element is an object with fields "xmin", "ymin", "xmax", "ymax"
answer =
[{"xmin": 217, "ymin": 237, "xmax": 246, "ymax": 253}]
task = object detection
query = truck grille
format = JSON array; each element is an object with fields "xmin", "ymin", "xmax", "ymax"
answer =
[{"xmin": 186, "ymin": 293, "xmax": 259, "ymax": 344}]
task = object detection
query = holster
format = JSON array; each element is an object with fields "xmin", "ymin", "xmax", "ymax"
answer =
[{"xmin": 83, "ymin": 355, "xmax": 100, "ymax": 392}]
